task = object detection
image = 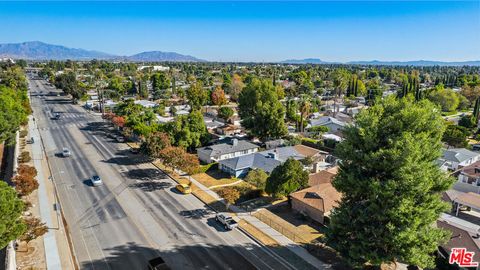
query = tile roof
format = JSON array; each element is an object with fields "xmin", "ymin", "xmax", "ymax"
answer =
[
  {"xmin": 293, "ymin": 145, "xmax": 322, "ymax": 158},
  {"xmin": 290, "ymin": 183, "xmax": 342, "ymax": 213},
  {"xmin": 308, "ymin": 170, "xmax": 336, "ymax": 186},
  {"xmin": 437, "ymin": 220, "xmax": 480, "ymax": 262},
  {"xmin": 460, "ymin": 160, "xmax": 480, "ymax": 177}
]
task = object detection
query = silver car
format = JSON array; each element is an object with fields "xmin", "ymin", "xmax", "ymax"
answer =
[
  {"xmin": 62, "ymin": 147, "xmax": 71, "ymax": 157},
  {"xmin": 91, "ymin": 175, "xmax": 103, "ymax": 186}
]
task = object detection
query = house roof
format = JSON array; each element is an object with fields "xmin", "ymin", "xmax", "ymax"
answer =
[
  {"xmin": 197, "ymin": 139, "xmax": 258, "ymax": 158},
  {"xmin": 219, "ymin": 146, "xmax": 309, "ymax": 173},
  {"xmin": 310, "ymin": 116, "xmax": 347, "ymax": 128},
  {"xmin": 290, "ymin": 183, "xmax": 341, "ymax": 213},
  {"xmin": 442, "ymin": 189, "xmax": 464, "ymax": 203},
  {"xmin": 308, "ymin": 170, "xmax": 337, "ymax": 186},
  {"xmin": 454, "ymin": 192, "xmax": 480, "ymax": 210},
  {"xmin": 437, "ymin": 220, "xmax": 480, "ymax": 262},
  {"xmin": 459, "ymin": 160, "xmax": 480, "ymax": 177},
  {"xmin": 442, "ymin": 148, "xmax": 480, "ymax": 163},
  {"xmin": 292, "ymin": 145, "xmax": 322, "ymax": 158}
]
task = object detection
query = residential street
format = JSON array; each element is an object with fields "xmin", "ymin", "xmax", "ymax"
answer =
[{"xmin": 28, "ymin": 77, "xmax": 314, "ymax": 270}]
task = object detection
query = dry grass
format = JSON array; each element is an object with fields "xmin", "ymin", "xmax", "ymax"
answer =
[
  {"xmin": 254, "ymin": 207, "xmax": 324, "ymax": 244},
  {"xmin": 238, "ymin": 219, "xmax": 279, "ymax": 247},
  {"xmin": 126, "ymin": 142, "xmax": 141, "ymax": 149},
  {"xmin": 192, "ymin": 172, "xmax": 239, "ymax": 188}
]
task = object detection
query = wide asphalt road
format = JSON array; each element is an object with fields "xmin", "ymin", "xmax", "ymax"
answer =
[{"xmin": 28, "ymin": 76, "xmax": 315, "ymax": 270}]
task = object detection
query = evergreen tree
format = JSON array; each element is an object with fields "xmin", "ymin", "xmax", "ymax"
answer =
[{"xmin": 327, "ymin": 96, "xmax": 453, "ymax": 268}]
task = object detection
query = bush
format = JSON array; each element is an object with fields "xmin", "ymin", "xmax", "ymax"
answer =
[
  {"xmin": 19, "ymin": 130, "xmax": 28, "ymax": 138},
  {"xmin": 12, "ymin": 175, "xmax": 38, "ymax": 196},
  {"xmin": 217, "ymin": 187, "xmax": 240, "ymax": 205},
  {"xmin": 17, "ymin": 164, "xmax": 37, "ymax": 178},
  {"xmin": 18, "ymin": 151, "xmax": 31, "ymax": 163}
]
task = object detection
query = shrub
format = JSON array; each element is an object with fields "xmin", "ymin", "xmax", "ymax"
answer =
[
  {"xmin": 18, "ymin": 151, "xmax": 31, "ymax": 163},
  {"xmin": 12, "ymin": 175, "xmax": 38, "ymax": 196},
  {"xmin": 19, "ymin": 130, "xmax": 28, "ymax": 138},
  {"xmin": 17, "ymin": 164, "xmax": 37, "ymax": 178},
  {"xmin": 217, "ymin": 187, "xmax": 240, "ymax": 205}
]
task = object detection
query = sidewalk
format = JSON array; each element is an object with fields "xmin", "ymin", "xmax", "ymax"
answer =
[{"xmin": 29, "ymin": 116, "xmax": 75, "ymax": 270}]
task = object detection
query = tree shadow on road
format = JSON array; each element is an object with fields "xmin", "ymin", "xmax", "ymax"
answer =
[
  {"xmin": 80, "ymin": 241, "xmax": 319, "ymax": 270},
  {"xmin": 129, "ymin": 180, "xmax": 173, "ymax": 192},
  {"xmin": 127, "ymin": 168, "xmax": 168, "ymax": 180}
]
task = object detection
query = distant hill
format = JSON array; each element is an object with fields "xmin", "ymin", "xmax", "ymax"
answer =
[
  {"xmin": 347, "ymin": 60, "xmax": 480, "ymax": 66},
  {"xmin": 280, "ymin": 58, "xmax": 480, "ymax": 66},
  {"xmin": 0, "ymin": 41, "xmax": 113, "ymax": 60},
  {"xmin": 0, "ymin": 41, "xmax": 205, "ymax": 62},
  {"xmin": 127, "ymin": 51, "xmax": 205, "ymax": 62},
  {"xmin": 280, "ymin": 58, "xmax": 328, "ymax": 64}
]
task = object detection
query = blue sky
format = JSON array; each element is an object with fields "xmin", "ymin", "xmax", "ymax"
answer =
[{"xmin": 0, "ymin": 1, "xmax": 479, "ymax": 62}]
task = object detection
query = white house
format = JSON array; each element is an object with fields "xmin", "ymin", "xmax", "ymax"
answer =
[
  {"xmin": 310, "ymin": 116, "xmax": 347, "ymax": 133},
  {"xmin": 438, "ymin": 148, "xmax": 480, "ymax": 171},
  {"xmin": 197, "ymin": 138, "xmax": 259, "ymax": 164}
]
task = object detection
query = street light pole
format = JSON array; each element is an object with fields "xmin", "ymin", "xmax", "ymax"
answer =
[{"xmin": 48, "ymin": 170, "xmax": 64, "ymax": 230}]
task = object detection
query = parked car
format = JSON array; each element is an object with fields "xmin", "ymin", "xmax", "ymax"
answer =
[
  {"xmin": 130, "ymin": 148, "xmax": 140, "ymax": 154},
  {"xmin": 62, "ymin": 147, "xmax": 71, "ymax": 157},
  {"xmin": 91, "ymin": 175, "xmax": 103, "ymax": 186},
  {"xmin": 116, "ymin": 136, "xmax": 125, "ymax": 143},
  {"xmin": 26, "ymin": 137, "xmax": 34, "ymax": 144},
  {"xmin": 147, "ymin": 256, "xmax": 169, "ymax": 270},
  {"xmin": 215, "ymin": 213, "xmax": 238, "ymax": 230},
  {"xmin": 176, "ymin": 184, "xmax": 192, "ymax": 194}
]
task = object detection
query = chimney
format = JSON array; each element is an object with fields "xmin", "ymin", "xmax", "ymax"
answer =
[{"xmin": 231, "ymin": 138, "xmax": 238, "ymax": 146}]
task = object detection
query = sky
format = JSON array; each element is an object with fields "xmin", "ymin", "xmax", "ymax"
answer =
[{"xmin": 0, "ymin": 1, "xmax": 479, "ymax": 62}]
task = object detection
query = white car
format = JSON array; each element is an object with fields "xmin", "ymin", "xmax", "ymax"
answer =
[
  {"xmin": 116, "ymin": 136, "xmax": 125, "ymax": 143},
  {"xmin": 62, "ymin": 148, "xmax": 71, "ymax": 157},
  {"xmin": 91, "ymin": 175, "xmax": 103, "ymax": 186}
]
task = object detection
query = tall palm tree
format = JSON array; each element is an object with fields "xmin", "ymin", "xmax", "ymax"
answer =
[
  {"xmin": 299, "ymin": 96, "xmax": 311, "ymax": 133},
  {"xmin": 332, "ymin": 69, "xmax": 349, "ymax": 117}
]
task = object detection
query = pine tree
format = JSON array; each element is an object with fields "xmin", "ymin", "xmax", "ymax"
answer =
[{"xmin": 327, "ymin": 96, "xmax": 453, "ymax": 268}]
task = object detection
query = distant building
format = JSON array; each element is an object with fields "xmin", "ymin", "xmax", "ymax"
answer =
[
  {"xmin": 134, "ymin": 99, "xmax": 157, "ymax": 108},
  {"xmin": 309, "ymin": 116, "xmax": 347, "ymax": 133}
]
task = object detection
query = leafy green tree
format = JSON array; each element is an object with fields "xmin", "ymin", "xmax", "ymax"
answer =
[
  {"xmin": 265, "ymin": 158, "xmax": 308, "ymax": 197},
  {"xmin": 442, "ymin": 124, "xmax": 469, "ymax": 147},
  {"xmin": 326, "ymin": 96, "xmax": 453, "ymax": 268},
  {"xmin": 0, "ymin": 86, "xmax": 28, "ymax": 143},
  {"xmin": 427, "ymin": 84, "xmax": 459, "ymax": 112},
  {"xmin": 0, "ymin": 181, "xmax": 26, "ymax": 249},
  {"xmin": 141, "ymin": 132, "xmax": 171, "ymax": 158},
  {"xmin": 55, "ymin": 72, "xmax": 85, "ymax": 99},
  {"xmin": 244, "ymin": 169, "xmax": 268, "ymax": 190},
  {"xmin": 164, "ymin": 110, "xmax": 209, "ymax": 151},
  {"xmin": 186, "ymin": 81, "xmax": 208, "ymax": 111},
  {"xmin": 218, "ymin": 107, "xmax": 234, "ymax": 123},
  {"xmin": 458, "ymin": 115, "xmax": 477, "ymax": 129},
  {"xmin": 238, "ymin": 78, "xmax": 288, "ymax": 141}
]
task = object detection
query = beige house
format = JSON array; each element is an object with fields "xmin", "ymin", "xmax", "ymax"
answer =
[{"xmin": 290, "ymin": 182, "xmax": 341, "ymax": 224}]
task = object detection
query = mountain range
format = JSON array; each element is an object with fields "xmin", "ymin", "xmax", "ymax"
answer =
[
  {"xmin": 0, "ymin": 41, "xmax": 205, "ymax": 62},
  {"xmin": 0, "ymin": 41, "xmax": 478, "ymax": 66},
  {"xmin": 281, "ymin": 58, "xmax": 480, "ymax": 66}
]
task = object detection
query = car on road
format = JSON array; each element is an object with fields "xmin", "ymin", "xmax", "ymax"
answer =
[
  {"xmin": 116, "ymin": 136, "xmax": 125, "ymax": 143},
  {"xmin": 176, "ymin": 184, "xmax": 192, "ymax": 194},
  {"xmin": 54, "ymin": 113, "xmax": 60, "ymax": 120},
  {"xmin": 215, "ymin": 213, "xmax": 238, "ymax": 230},
  {"xmin": 147, "ymin": 256, "xmax": 169, "ymax": 270},
  {"xmin": 91, "ymin": 175, "xmax": 103, "ymax": 186},
  {"xmin": 62, "ymin": 147, "xmax": 71, "ymax": 157}
]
